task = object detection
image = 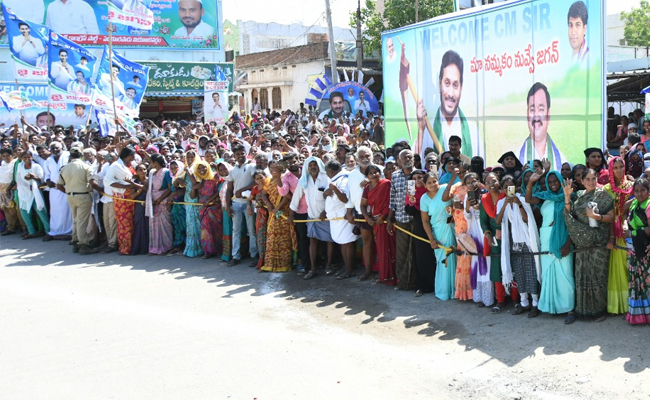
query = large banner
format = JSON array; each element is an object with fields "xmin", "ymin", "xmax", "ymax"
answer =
[
  {"xmin": 142, "ymin": 61, "xmax": 234, "ymax": 95},
  {"xmin": 107, "ymin": 0, "xmax": 154, "ymax": 30},
  {"xmin": 2, "ymin": 4, "xmax": 49, "ymax": 81},
  {"xmin": 382, "ymin": 0, "xmax": 604, "ymax": 168},
  {"xmin": 0, "ymin": 82, "xmax": 91, "ymax": 128},
  {"xmin": 48, "ymin": 31, "xmax": 97, "ymax": 105},
  {"xmin": 91, "ymin": 46, "xmax": 150, "ymax": 118},
  {"xmin": 4, "ymin": 0, "xmax": 221, "ymax": 49}
]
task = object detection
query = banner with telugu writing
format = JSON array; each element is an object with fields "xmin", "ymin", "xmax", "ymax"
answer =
[
  {"xmin": 0, "ymin": 82, "xmax": 89, "ymax": 128},
  {"xmin": 141, "ymin": 61, "xmax": 234, "ymax": 94},
  {"xmin": 2, "ymin": 4, "xmax": 49, "ymax": 82},
  {"xmin": 382, "ymin": 0, "xmax": 604, "ymax": 168},
  {"xmin": 21, "ymin": 0, "xmax": 221, "ymax": 49},
  {"xmin": 107, "ymin": 0, "xmax": 155, "ymax": 31}
]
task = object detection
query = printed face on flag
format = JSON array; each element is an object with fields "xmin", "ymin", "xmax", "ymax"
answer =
[
  {"xmin": 48, "ymin": 31, "xmax": 97, "ymax": 105},
  {"xmin": 2, "ymin": 4, "xmax": 49, "ymax": 81},
  {"xmin": 92, "ymin": 46, "xmax": 150, "ymax": 118}
]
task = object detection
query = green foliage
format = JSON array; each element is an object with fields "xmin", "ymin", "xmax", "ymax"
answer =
[
  {"xmin": 621, "ymin": 0, "xmax": 650, "ymax": 47},
  {"xmin": 349, "ymin": 0, "xmax": 454, "ymax": 60}
]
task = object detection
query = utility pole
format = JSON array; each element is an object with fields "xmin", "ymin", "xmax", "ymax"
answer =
[
  {"xmin": 325, "ymin": 0, "xmax": 339, "ymax": 84},
  {"xmin": 415, "ymin": 0, "xmax": 419, "ymax": 22},
  {"xmin": 356, "ymin": 0, "xmax": 363, "ymax": 74}
]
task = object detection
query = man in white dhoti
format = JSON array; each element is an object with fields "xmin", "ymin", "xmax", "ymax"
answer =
[
  {"xmin": 324, "ymin": 160, "xmax": 358, "ymax": 280},
  {"xmin": 43, "ymin": 142, "xmax": 73, "ymax": 240}
]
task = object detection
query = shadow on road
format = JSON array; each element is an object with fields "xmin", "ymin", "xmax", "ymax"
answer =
[{"xmin": 2, "ymin": 238, "xmax": 649, "ymax": 373}]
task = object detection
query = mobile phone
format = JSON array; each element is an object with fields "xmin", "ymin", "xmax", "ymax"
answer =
[
  {"xmin": 507, "ymin": 186, "xmax": 515, "ymax": 197},
  {"xmin": 407, "ymin": 180, "xmax": 416, "ymax": 196},
  {"xmin": 467, "ymin": 189, "xmax": 479, "ymax": 203}
]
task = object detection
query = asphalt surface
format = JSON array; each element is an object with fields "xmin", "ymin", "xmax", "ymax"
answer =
[{"xmin": 1, "ymin": 234, "xmax": 649, "ymax": 399}]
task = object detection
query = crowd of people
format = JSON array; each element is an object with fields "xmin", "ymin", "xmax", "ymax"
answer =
[{"xmin": 1, "ymin": 107, "xmax": 649, "ymax": 327}]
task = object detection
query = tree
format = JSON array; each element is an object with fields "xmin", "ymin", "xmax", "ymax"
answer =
[
  {"xmin": 621, "ymin": 0, "xmax": 650, "ymax": 47},
  {"xmin": 350, "ymin": 0, "xmax": 454, "ymax": 59}
]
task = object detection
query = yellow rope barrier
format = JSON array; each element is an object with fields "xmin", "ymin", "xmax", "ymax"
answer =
[
  {"xmin": 279, "ymin": 214, "xmax": 451, "ymax": 251},
  {"xmin": 37, "ymin": 185, "xmax": 450, "ymax": 252}
]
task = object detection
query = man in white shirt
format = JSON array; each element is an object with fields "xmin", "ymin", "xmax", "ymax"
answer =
[
  {"xmin": 354, "ymin": 91, "xmax": 371, "ymax": 117},
  {"xmin": 174, "ymin": 0, "xmax": 214, "ymax": 40},
  {"xmin": 207, "ymin": 92, "xmax": 226, "ymax": 124},
  {"xmin": 12, "ymin": 23, "xmax": 45, "ymax": 66},
  {"xmin": 43, "ymin": 142, "xmax": 73, "ymax": 239},
  {"xmin": 225, "ymin": 144, "xmax": 258, "ymax": 266},
  {"xmin": 3, "ymin": 0, "xmax": 45, "ymax": 24},
  {"xmin": 99, "ymin": 64, "xmax": 125, "ymax": 98},
  {"xmin": 102, "ymin": 148, "xmax": 135, "ymax": 253},
  {"xmin": 50, "ymin": 49, "xmax": 74, "ymax": 91},
  {"xmin": 71, "ymin": 104, "xmax": 88, "ymax": 127},
  {"xmin": 74, "ymin": 57, "xmax": 91, "ymax": 73},
  {"xmin": 128, "ymin": 75, "xmax": 143, "ymax": 88},
  {"xmin": 46, "ymin": 0, "xmax": 99, "ymax": 35},
  {"xmin": 120, "ymin": 87, "xmax": 138, "ymax": 110},
  {"xmin": 345, "ymin": 146, "xmax": 382, "ymax": 280}
]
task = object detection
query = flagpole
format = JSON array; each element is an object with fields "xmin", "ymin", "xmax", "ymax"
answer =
[
  {"xmin": 108, "ymin": 22, "xmax": 118, "ymax": 122},
  {"xmin": 85, "ymin": 105, "xmax": 94, "ymax": 126},
  {"xmin": 14, "ymin": 78, "xmax": 25, "ymax": 131}
]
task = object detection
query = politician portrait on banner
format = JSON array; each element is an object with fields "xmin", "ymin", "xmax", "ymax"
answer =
[
  {"xmin": 2, "ymin": 4, "xmax": 49, "ymax": 81},
  {"xmin": 48, "ymin": 31, "xmax": 96, "ymax": 105},
  {"xmin": 92, "ymin": 46, "xmax": 150, "ymax": 119},
  {"xmin": 204, "ymin": 81, "xmax": 229, "ymax": 126},
  {"xmin": 382, "ymin": 0, "xmax": 604, "ymax": 165},
  {"xmin": 36, "ymin": 0, "xmax": 220, "ymax": 49}
]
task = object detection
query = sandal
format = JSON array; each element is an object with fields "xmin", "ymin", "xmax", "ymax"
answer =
[
  {"xmin": 357, "ymin": 272, "xmax": 373, "ymax": 282},
  {"xmin": 476, "ymin": 302, "xmax": 486, "ymax": 308},
  {"xmin": 304, "ymin": 270, "xmax": 317, "ymax": 280},
  {"xmin": 512, "ymin": 303, "xmax": 531, "ymax": 315},
  {"xmin": 527, "ymin": 306, "xmax": 540, "ymax": 318},
  {"xmin": 491, "ymin": 303, "xmax": 505, "ymax": 314},
  {"xmin": 414, "ymin": 289, "xmax": 423, "ymax": 297},
  {"xmin": 336, "ymin": 272, "xmax": 355, "ymax": 280},
  {"xmin": 324, "ymin": 268, "xmax": 335, "ymax": 276},
  {"xmin": 594, "ymin": 314, "xmax": 607, "ymax": 323},
  {"xmin": 564, "ymin": 312, "xmax": 577, "ymax": 325}
]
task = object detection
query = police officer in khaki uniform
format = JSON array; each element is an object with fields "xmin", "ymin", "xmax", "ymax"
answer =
[{"xmin": 57, "ymin": 143, "xmax": 99, "ymax": 255}]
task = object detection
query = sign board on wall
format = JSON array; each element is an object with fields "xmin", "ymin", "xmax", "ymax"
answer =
[{"xmin": 141, "ymin": 62, "xmax": 234, "ymax": 95}]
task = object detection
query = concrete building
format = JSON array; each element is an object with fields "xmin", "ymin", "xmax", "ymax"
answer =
[
  {"xmin": 234, "ymin": 20, "xmax": 355, "ymax": 56},
  {"xmin": 236, "ymin": 41, "xmax": 332, "ymax": 112}
]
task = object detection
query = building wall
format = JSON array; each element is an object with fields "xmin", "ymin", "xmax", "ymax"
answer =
[
  {"xmin": 236, "ymin": 20, "xmax": 354, "ymax": 55},
  {"xmin": 238, "ymin": 60, "xmax": 327, "ymax": 113}
]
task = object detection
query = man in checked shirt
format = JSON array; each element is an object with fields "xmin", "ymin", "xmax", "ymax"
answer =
[{"xmin": 387, "ymin": 145, "xmax": 416, "ymax": 290}]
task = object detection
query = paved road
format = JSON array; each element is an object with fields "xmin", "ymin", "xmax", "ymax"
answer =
[{"xmin": 1, "ymin": 234, "xmax": 649, "ymax": 399}]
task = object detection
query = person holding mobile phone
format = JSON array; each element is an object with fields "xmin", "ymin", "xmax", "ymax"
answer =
[
  {"xmin": 497, "ymin": 174, "xmax": 541, "ymax": 318},
  {"xmin": 480, "ymin": 172, "xmax": 513, "ymax": 313}
]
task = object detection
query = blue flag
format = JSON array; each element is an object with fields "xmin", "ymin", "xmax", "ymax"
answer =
[
  {"xmin": 48, "ymin": 31, "xmax": 97, "ymax": 105},
  {"xmin": 2, "ymin": 4, "xmax": 49, "ymax": 82},
  {"xmin": 91, "ymin": 46, "xmax": 149, "ymax": 119}
]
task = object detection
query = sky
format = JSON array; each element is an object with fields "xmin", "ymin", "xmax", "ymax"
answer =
[
  {"xmin": 222, "ymin": 0, "xmax": 360, "ymax": 29},
  {"xmin": 222, "ymin": 0, "xmax": 641, "ymax": 29}
]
